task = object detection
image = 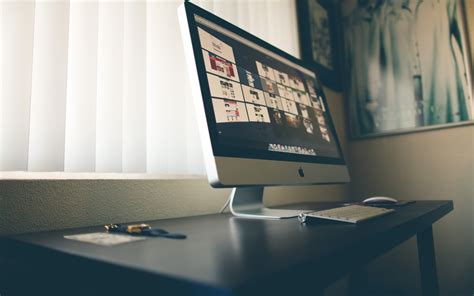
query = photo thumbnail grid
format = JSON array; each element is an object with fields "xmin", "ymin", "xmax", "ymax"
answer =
[{"xmin": 198, "ymin": 26, "xmax": 332, "ymax": 143}]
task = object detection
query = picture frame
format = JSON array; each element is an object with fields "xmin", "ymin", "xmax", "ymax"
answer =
[
  {"xmin": 297, "ymin": 0, "xmax": 343, "ymax": 91},
  {"xmin": 340, "ymin": 0, "xmax": 474, "ymax": 139},
  {"xmin": 462, "ymin": 0, "xmax": 474, "ymax": 85}
]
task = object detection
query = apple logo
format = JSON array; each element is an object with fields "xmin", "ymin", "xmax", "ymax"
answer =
[{"xmin": 298, "ymin": 166, "xmax": 305, "ymax": 177}]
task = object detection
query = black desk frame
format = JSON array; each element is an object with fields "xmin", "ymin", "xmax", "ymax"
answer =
[{"xmin": 0, "ymin": 201, "xmax": 452, "ymax": 295}]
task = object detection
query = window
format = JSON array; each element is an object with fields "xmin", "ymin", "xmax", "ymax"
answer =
[{"xmin": 0, "ymin": 0, "xmax": 299, "ymax": 175}]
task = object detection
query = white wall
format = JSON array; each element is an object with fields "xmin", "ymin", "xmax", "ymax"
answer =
[
  {"xmin": 348, "ymin": 125, "xmax": 473, "ymax": 295},
  {"xmin": 0, "ymin": 178, "xmax": 349, "ymax": 236}
]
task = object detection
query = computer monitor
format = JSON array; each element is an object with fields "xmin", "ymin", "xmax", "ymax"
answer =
[{"xmin": 178, "ymin": 2, "xmax": 350, "ymax": 219}]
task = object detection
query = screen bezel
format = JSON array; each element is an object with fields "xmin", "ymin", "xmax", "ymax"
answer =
[{"xmin": 183, "ymin": 2, "xmax": 346, "ymax": 166}]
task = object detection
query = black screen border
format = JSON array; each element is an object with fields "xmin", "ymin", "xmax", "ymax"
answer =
[{"xmin": 183, "ymin": 2, "xmax": 346, "ymax": 166}]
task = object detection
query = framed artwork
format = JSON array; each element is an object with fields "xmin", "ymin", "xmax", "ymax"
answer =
[
  {"xmin": 340, "ymin": 0, "xmax": 474, "ymax": 138},
  {"xmin": 297, "ymin": 0, "xmax": 343, "ymax": 91}
]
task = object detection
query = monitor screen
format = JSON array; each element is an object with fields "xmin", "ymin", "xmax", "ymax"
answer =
[
  {"xmin": 180, "ymin": 3, "xmax": 349, "ymax": 214},
  {"xmin": 189, "ymin": 12, "xmax": 344, "ymax": 165}
]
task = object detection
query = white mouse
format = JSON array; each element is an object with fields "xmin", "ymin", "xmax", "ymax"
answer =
[{"xmin": 363, "ymin": 196, "xmax": 398, "ymax": 204}]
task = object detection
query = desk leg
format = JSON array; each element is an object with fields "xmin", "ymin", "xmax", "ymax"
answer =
[{"xmin": 417, "ymin": 226, "xmax": 439, "ymax": 296}]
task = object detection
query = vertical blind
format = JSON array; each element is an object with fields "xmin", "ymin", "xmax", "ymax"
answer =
[{"xmin": 0, "ymin": 0, "xmax": 299, "ymax": 174}]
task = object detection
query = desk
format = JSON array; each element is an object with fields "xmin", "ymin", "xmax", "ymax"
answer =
[{"xmin": 0, "ymin": 201, "xmax": 452, "ymax": 295}]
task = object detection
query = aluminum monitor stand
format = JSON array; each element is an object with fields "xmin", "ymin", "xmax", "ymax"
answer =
[{"xmin": 229, "ymin": 187, "xmax": 303, "ymax": 219}]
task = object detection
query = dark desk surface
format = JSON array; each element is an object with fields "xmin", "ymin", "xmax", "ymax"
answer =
[{"xmin": 0, "ymin": 201, "xmax": 453, "ymax": 295}]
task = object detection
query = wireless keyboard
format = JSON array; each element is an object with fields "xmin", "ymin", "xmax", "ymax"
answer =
[{"xmin": 298, "ymin": 205, "xmax": 395, "ymax": 224}]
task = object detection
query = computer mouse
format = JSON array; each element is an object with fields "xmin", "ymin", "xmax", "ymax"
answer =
[{"xmin": 363, "ymin": 196, "xmax": 398, "ymax": 204}]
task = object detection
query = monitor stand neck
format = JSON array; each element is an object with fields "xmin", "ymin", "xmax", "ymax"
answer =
[{"xmin": 228, "ymin": 187, "xmax": 303, "ymax": 219}]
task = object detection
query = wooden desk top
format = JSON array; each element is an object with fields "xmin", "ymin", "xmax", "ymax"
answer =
[{"xmin": 0, "ymin": 201, "xmax": 453, "ymax": 295}]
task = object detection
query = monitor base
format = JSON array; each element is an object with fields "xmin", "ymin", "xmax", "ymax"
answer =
[{"xmin": 229, "ymin": 187, "xmax": 303, "ymax": 219}]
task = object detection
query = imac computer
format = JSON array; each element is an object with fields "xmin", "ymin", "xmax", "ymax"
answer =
[{"xmin": 178, "ymin": 2, "xmax": 350, "ymax": 219}]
